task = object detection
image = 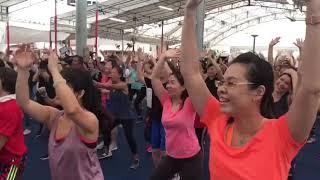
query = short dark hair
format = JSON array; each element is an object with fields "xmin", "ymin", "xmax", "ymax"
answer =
[
  {"xmin": 207, "ymin": 63, "xmax": 214, "ymax": 69},
  {"xmin": 73, "ymin": 55, "xmax": 84, "ymax": 63},
  {"xmin": 0, "ymin": 67, "xmax": 17, "ymax": 94}
]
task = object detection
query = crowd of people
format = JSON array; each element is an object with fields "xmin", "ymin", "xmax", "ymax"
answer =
[{"xmin": 0, "ymin": 0, "xmax": 320, "ymax": 179}]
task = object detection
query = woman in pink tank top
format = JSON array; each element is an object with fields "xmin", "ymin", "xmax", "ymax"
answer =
[{"xmin": 15, "ymin": 46, "xmax": 107, "ymax": 180}]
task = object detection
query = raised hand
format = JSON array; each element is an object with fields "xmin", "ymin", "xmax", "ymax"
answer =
[
  {"xmin": 47, "ymin": 48, "xmax": 60, "ymax": 74},
  {"xmin": 137, "ymin": 48, "xmax": 145, "ymax": 62},
  {"xmin": 294, "ymin": 38, "xmax": 304, "ymax": 50},
  {"xmin": 14, "ymin": 44, "xmax": 36, "ymax": 70},
  {"xmin": 269, "ymin": 37, "xmax": 281, "ymax": 47},
  {"xmin": 186, "ymin": 0, "xmax": 204, "ymax": 9},
  {"xmin": 163, "ymin": 49, "xmax": 182, "ymax": 59}
]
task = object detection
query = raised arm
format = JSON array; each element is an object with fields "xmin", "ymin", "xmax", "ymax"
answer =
[
  {"xmin": 15, "ymin": 45, "xmax": 58, "ymax": 128},
  {"xmin": 151, "ymin": 49, "xmax": 180, "ymax": 99},
  {"xmin": 268, "ymin": 37, "xmax": 280, "ymax": 65},
  {"xmin": 47, "ymin": 49, "xmax": 98, "ymax": 138},
  {"xmin": 294, "ymin": 38, "xmax": 304, "ymax": 59},
  {"xmin": 95, "ymin": 81, "xmax": 128, "ymax": 93},
  {"xmin": 180, "ymin": 0, "xmax": 212, "ymax": 116},
  {"xmin": 287, "ymin": 0, "xmax": 320, "ymax": 143},
  {"xmin": 136, "ymin": 48, "xmax": 146, "ymax": 85},
  {"xmin": 208, "ymin": 52, "xmax": 224, "ymax": 80}
]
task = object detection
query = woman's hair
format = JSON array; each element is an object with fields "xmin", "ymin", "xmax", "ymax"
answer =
[
  {"xmin": 112, "ymin": 65, "xmax": 126, "ymax": 82},
  {"xmin": 0, "ymin": 67, "xmax": 17, "ymax": 94},
  {"xmin": 167, "ymin": 61, "xmax": 189, "ymax": 107},
  {"xmin": 279, "ymin": 71, "xmax": 295, "ymax": 93},
  {"xmin": 230, "ymin": 52, "xmax": 275, "ymax": 119},
  {"xmin": 107, "ymin": 59, "xmax": 118, "ymax": 68},
  {"xmin": 61, "ymin": 68, "xmax": 112, "ymax": 125},
  {"xmin": 274, "ymin": 53, "xmax": 296, "ymax": 68},
  {"xmin": 143, "ymin": 60, "xmax": 155, "ymax": 69}
]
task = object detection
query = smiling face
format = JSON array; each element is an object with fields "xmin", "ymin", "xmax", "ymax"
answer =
[
  {"xmin": 217, "ymin": 63, "xmax": 264, "ymax": 115},
  {"xmin": 104, "ymin": 61, "xmax": 113, "ymax": 74},
  {"xmin": 207, "ymin": 65, "xmax": 218, "ymax": 78},
  {"xmin": 166, "ymin": 74, "xmax": 186, "ymax": 99},
  {"xmin": 274, "ymin": 74, "xmax": 292, "ymax": 94}
]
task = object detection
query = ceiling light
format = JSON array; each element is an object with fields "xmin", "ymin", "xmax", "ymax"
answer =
[
  {"xmin": 159, "ymin": 6, "xmax": 173, "ymax": 11},
  {"xmin": 109, "ymin": 17, "xmax": 127, "ymax": 23}
]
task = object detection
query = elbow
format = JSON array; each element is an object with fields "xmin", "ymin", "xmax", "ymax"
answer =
[{"xmin": 64, "ymin": 106, "xmax": 83, "ymax": 117}]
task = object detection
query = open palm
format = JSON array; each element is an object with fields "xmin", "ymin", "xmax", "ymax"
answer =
[
  {"xmin": 164, "ymin": 49, "xmax": 182, "ymax": 59},
  {"xmin": 14, "ymin": 44, "xmax": 35, "ymax": 69},
  {"xmin": 294, "ymin": 38, "xmax": 304, "ymax": 49},
  {"xmin": 269, "ymin": 37, "xmax": 281, "ymax": 47}
]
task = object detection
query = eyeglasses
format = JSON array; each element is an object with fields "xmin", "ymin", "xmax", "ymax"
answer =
[{"xmin": 215, "ymin": 80, "xmax": 255, "ymax": 88}]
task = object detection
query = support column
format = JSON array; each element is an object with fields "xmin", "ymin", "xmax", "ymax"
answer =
[
  {"xmin": 95, "ymin": 4, "xmax": 99, "ymax": 53},
  {"xmin": 76, "ymin": 0, "xmax": 88, "ymax": 56},
  {"xmin": 160, "ymin": 20, "xmax": 164, "ymax": 53},
  {"xmin": 6, "ymin": 20, "xmax": 9, "ymax": 51},
  {"xmin": 6, "ymin": 7, "xmax": 9, "ymax": 51},
  {"xmin": 121, "ymin": 29, "xmax": 124, "ymax": 56},
  {"xmin": 196, "ymin": 0, "xmax": 205, "ymax": 51},
  {"xmin": 251, "ymin": 34, "xmax": 258, "ymax": 53}
]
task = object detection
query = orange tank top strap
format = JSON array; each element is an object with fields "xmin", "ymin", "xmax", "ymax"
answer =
[{"xmin": 226, "ymin": 123, "xmax": 235, "ymax": 146}]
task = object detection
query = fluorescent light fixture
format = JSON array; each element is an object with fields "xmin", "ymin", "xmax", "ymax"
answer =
[
  {"xmin": 109, "ymin": 18, "xmax": 127, "ymax": 23},
  {"xmin": 287, "ymin": 0, "xmax": 294, "ymax": 5},
  {"xmin": 159, "ymin": 6, "xmax": 173, "ymax": 11}
]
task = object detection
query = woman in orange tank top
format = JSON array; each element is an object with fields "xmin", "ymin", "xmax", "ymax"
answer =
[{"xmin": 179, "ymin": 0, "xmax": 320, "ymax": 179}]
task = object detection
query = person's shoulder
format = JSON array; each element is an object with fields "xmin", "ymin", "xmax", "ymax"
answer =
[
  {"xmin": 0, "ymin": 99, "xmax": 21, "ymax": 116},
  {"xmin": 262, "ymin": 116, "xmax": 287, "ymax": 131}
]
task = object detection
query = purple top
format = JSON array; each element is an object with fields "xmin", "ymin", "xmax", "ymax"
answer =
[{"xmin": 48, "ymin": 113, "xmax": 104, "ymax": 180}]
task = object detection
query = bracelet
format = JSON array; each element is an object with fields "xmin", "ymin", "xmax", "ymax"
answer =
[{"xmin": 53, "ymin": 79, "xmax": 66, "ymax": 88}]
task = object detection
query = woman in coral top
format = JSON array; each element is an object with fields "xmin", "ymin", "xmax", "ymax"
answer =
[{"xmin": 179, "ymin": 0, "xmax": 320, "ymax": 180}]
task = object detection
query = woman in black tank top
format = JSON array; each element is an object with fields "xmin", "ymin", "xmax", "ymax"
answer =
[{"xmin": 272, "ymin": 69, "xmax": 298, "ymax": 118}]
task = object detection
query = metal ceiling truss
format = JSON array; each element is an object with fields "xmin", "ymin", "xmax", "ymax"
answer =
[
  {"xmin": 208, "ymin": 13, "xmax": 288, "ymax": 46},
  {"xmin": 168, "ymin": 0, "xmax": 305, "ymax": 45},
  {"xmin": 53, "ymin": 0, "xmax": 306, "ymax": 45},
  {"xmin": 0, "ymin": 0, "xmax": 27, "ymax": 22}
]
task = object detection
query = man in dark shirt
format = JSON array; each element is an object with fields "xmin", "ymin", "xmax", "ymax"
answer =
[{"xmin": 204, "ymin": 62, "xmax": 223, "ymax": 99}]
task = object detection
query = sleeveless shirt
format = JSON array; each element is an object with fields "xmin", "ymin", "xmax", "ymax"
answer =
[{"xmin": 48, "ymin": 113, "xmax": 104, "ymax": 180}]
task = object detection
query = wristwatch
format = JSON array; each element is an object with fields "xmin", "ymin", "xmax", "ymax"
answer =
[{"xmin": 306, "ymin": 16, "xmax": 320, "ymax": 25}]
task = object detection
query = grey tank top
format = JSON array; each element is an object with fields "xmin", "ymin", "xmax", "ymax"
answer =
[{"xmin": 48, "ymin": 113, "xmax": 104, "ymax": 180}]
